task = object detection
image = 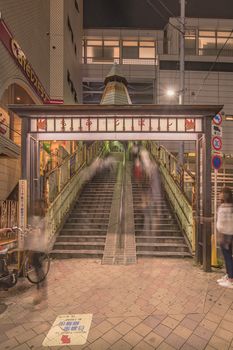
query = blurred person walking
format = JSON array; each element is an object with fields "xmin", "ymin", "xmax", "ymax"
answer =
[
  {"xmin": 131, "ymin": 142, "xmax": 139, "ymax": 162},
  {"xmin": 28, "ymin": 199, "xmax": 49, "ymax": 304},
  {"xmin": 216, "ymin": 187, "xmax": 233, "ymax": 288},
  {"xmin": 134, "ymin": 157, "xmax": 143, "ymax": 186}
]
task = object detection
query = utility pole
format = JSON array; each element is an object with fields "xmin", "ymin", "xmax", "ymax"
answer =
[
  {"xmin": 179, "ymin": 0, "xmax": 185, "ymax": 165},
  {"xmin": 179, "ymin": 0, "xmax": 185, "ymax": 105}
]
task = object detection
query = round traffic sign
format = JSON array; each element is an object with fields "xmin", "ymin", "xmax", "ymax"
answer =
[
  {"xmin": 212, "ymin": 136, "xmax": 222, "ymax": 151},
  {"xmin": 212, "ymin": 155, "xmax": 222, "ymax": 170},
  {"xmin": 213, "ymin": 113, "xmax": 222, "ymax": 125}
]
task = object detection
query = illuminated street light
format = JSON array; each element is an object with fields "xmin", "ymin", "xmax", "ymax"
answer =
[{"xmin": 166, "ymin": 89, "xmax": 175, "ymax": 97}]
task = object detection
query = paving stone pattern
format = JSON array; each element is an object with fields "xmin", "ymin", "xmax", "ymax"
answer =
[{"xmin": 0, "ymin": 258, "xmax": 233, "ymax": 349}]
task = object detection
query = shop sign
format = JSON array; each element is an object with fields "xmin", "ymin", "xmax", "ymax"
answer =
[
  {"xmin": 11, "ymin": 39, "xmax": 50, "ymax": 103},
  {"xmin": 0, "ymin": 19, "xmax": 63, "ymax": 104},
  {"xmin": 43, "ymin": 314, "xmax": 92, "ymax": 346}
]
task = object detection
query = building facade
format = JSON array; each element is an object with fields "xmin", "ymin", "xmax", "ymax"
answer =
[
  {"xmin": 0, "ymin": 0, "xmax": 83, "ymax": 200},
  {"xmin": 82, "ymin": 18, "xmax": 233, "ymax": 157}
]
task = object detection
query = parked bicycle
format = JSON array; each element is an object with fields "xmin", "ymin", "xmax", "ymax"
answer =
[{"xmin": 0, "ymin": 226, "xmax": 50, "ymax": 290}]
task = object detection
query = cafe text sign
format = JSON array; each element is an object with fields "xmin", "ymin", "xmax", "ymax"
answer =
[
  {"xmin": 0, "ymin": 19, "xmax": 63, "ymax": 104},
  {"xmin": 11, "ymin": 39, "xmax": 50, "ymax": 103}
]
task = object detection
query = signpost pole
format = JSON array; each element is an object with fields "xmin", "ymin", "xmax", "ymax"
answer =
[
  {"xmin": 211, "ymin": 169, "xmax": 218, "ymax": 266},
  {"xmin": 211, "ymin": 112, "xmax": 222, "ymax": 267}
]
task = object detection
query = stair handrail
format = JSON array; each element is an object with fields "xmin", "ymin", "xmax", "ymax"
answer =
[
  {"xmin": 45, "ymin": 141, "xmax": 106, "ymax": 247},
  {"xmin": 148, "ymin": 141, "xmax": 195, "ymax": 252},
  {"xmin": 44, "ymin": 141, "xmax": 105, "ymax": 206}
]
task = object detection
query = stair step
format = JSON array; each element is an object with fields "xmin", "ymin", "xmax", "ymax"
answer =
[
  {"xmin": 69, "ymin": 213, "xmax": 109, "ymax": 216},
  {"xmin": 136, "ymin": 242, "xmax": 189, "ymax": 252},
  {"xmin": 136, "ymin": 236, "xmax": 184, "ymax": 243},
  {"xmin": 64, "ymin": 224, "xmax": 108, "ymax": 229},
  {"xmin": 51, "ymin": 249, "xmax": 103, "ymax": 259},
  {"xmin": 54, "ymin": 242, "xmax": 105, "ymax": 250},
  {"xmin": 77, "ymin": 201, "xmax": 113, "ymax": 204},
  {"xmin": 75, "ymin": 204, "xmax": 112, "ymax": 208},
  {"xmin": 68, "ymin": 218, "xmax": 109, "ymax": 223},
  {"xmin": 61, "ymin": 229, "xmax": 107, "ymax": 235},
  {"xmin": 135, "ymin": 230, "xmax": 182, "ymax": 236},
  {"xmin": 57, "ymin": 235, "xmax": 106, "ymax": 242},
  {"xmin": 72, "ymin": 209, "xmax": 110, "ymax": 213},
  {"xmin": 136, "ymin": 251, "xmax": 192, "ymax": 258},
  {"xmin": 134, "ymin": 219, "xmax": 176, "ymax": 223}
]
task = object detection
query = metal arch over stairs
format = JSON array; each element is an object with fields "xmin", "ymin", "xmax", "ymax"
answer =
[{"xmin": 9, "ymin": 103, "xmax": 223, "ymax": 272}]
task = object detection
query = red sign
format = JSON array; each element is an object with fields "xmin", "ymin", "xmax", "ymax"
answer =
[{"xmin": 212, "ymin": 136, "xmax": 222, "ymax": 151}]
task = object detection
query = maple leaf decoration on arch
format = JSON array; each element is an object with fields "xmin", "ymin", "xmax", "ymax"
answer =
[
  {"xmin": 185, "ymin": 119, "xmax": 195, "ymax": 131},
  {"xmin": 37, "ymin": 119, "xmax": 47, "ymax": 130}
]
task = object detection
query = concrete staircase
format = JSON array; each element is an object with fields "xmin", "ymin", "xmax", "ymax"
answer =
[
  {"xmin": 132, "ymin": 181, "xmax": 192, "ymax": 258},
  {"xmin": 51, "ymin": 168, "xmax": 117, "ymax": 258}
]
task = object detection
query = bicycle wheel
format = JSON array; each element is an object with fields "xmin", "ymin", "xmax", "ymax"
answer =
[{"xmin": 26, "ymin": 252, "xmax": 50, "ymax": 284}]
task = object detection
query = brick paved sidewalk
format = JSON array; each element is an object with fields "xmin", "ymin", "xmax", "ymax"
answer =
[{"xmin": 0, "ymin": 258, "xmax": 233, "ymax": 350}]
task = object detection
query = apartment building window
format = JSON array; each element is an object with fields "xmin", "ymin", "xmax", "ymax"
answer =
[
  {"xmin": 199, "ymin": 31, "xmax": 216, "ymax": 55},
  {"xmin": 217, "ymin": 31, "xmax": 233, "ymax": 56},
  {"xmin": 139, "ymin": 41, "xmax": 155, "ymax": 58},
  {"xmin": 122, "ymin": 40, "xmax": 156, "ymax": 64},
  {"xmin": 84, "ymin": 39, "xmax": 156, "ymax": 65},
  {"xmin": 199, "ymin": 30, "xmax": 233, "ymax": 56},
  {"xmin": 185, "ymin": 29, "xmax": 196, "ymax": 55},
  {"xmin": 122, "ymin": 41, "xmax": 138, "ymax": 59},
  {"xmin": 86, "ymin": 40, "xmax": 119, "ymax": 63}
]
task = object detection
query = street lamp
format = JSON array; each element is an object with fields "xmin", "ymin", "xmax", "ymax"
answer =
[{"xmin": 166, "ymin": 89, "xmax": 176, "ymax": 98}]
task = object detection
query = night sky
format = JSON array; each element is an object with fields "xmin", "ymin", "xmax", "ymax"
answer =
[{"xmin": 84, "ymin": 0, "xmax": 233, "ymax": 29}]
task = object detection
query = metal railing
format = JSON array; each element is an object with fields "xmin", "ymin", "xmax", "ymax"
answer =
[
  {"xmin": 44, "ymin": 142, "xmax": 105, "ymax": 205},
  {"xmin": 0, "ymin": 200, "xmax": 18, "ymax": 243},
  {"xmin": 45, "ymin": 141, "xmax": 106, "ymax": 246},
  {"xmin": 148, "ymin": 142, "xmax": 195, "ymax": 251}
]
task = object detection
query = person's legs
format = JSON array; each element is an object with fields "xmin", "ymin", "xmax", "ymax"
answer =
[
  {"xmin": 220, "ymin": 238, "xmax": 233, "ymax": 278},
  {"xmin": 31, "ymin": 252, "xmax": 47, "ymax": 303},
  {"xmin": 219, "ymin": 239, "xmax": 233, "ymax": 288}
]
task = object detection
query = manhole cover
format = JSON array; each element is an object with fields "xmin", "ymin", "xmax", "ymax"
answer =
[{"xmin": 0, "ymin": 303, "xmax": 8, "ymax": 314}]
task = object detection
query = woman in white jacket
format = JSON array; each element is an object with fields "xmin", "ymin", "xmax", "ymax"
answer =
[{"xmin": 217, "ymin": 187, "xmax": 233, "ymax": 288}]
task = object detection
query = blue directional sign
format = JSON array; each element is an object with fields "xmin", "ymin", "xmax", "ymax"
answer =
[
  {"xmin": 212, "ymin": 155, "xmax": 222, "ymax": 170},
  {"xmin": 213, "ymin": 113, "xmax": 222, "ymax": 125}
]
